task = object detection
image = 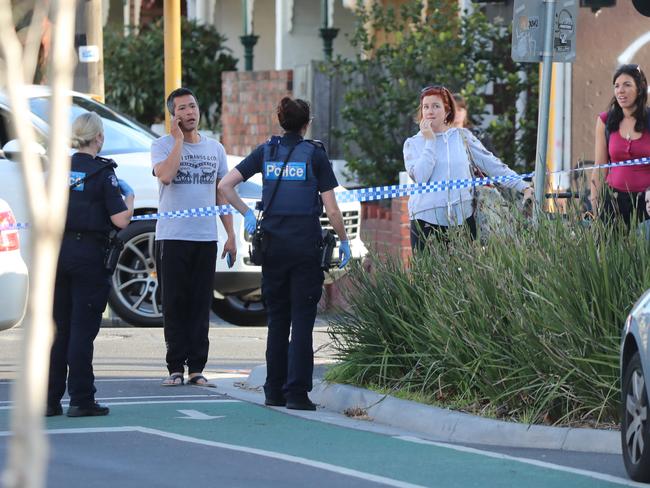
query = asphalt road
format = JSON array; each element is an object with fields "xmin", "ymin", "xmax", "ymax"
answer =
[{"xmin": 0, "ymin": 319, "xmax": 638, "ymax": 487}]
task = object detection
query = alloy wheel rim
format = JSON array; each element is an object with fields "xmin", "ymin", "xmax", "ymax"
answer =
[
  {"xmin": 111, "ymin": 231, "xmax": 161, "ymax": 319},
  {"xmin": 626, "ymin": 368, "xmax": 648, "ymax": 465}
]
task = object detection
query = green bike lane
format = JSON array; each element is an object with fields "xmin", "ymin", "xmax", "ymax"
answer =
[{"xmin": 1, "ymin": 398, "xmax": 637, "ymax": 488}]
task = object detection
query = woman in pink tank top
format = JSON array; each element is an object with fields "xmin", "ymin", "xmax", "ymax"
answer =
[{"xmin": 590, "ymin": 64, "xmax": 650, "ymax": 228}]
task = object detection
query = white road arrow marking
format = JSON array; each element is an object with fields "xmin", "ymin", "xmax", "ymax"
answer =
[{"xmin": 176, "ymin": 409, "xmax": 225, "ymax": 420}]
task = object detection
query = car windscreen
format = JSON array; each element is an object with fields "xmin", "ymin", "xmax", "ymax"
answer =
[{"xmin": 28, "ymin": 96, "xmax": 155, "ymax": 155}]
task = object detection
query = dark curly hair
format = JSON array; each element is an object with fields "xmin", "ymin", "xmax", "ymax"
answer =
[
  {"xmin": 277, "ymin": 97, "xmax": 310, "ymax": 132},
  {"xmin": 606, "ymin": 64, "xmax": 648, "ymax": 134}
]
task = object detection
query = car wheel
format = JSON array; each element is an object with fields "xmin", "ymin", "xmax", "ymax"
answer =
[
  {"xmin": 211, "ymin": 292, "xmax": 266, "ymax": 327},
  {"xmin": 622, "ymin": 351, "xmax": 650, "ymax": 482},
  {"xmin": 107, "ymin": 220, "xmax": 162, "ymax": 327}
]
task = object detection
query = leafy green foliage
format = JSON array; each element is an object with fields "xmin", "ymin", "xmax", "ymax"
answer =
[
  {"xmin": 104, "ymin": 19, "xmax": 238, "ymax": 129},
  {"xmin": 329, "ymin": 217, "xmax": 649, "ymax": 425},
  {"xmin": 329, "ymin": 1, "xmax": 538, "ymax": 187}
]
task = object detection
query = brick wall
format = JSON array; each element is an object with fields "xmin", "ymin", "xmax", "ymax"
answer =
[
  {"xmin": 321, "ymin": 199, "xmax": 410, "ymax": 311},
  {"xmin": 220, "ymin": 69, "xmax": 412, "ymax": 312},
  {"xmin": 360, "ymin": 199, "xmax": 411, "ymax": 265},
  {"xmin": 221, "ymin": 70, "xmax": 293, "ymax": 156},
  {"xmin": 572, "ymin": 3, "xmax": 650, "ymax": 164}
]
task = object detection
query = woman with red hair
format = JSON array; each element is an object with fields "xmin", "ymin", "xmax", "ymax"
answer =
[{"xmin": 404, "ymin": 86, "xmax": 533, "ymax": 250}]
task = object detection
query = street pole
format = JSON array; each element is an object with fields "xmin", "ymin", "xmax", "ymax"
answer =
[
  {"xmin": 534, "ymin": 0, "xmax": 556, "ymax": 211},
  {"xmin": 73, "ymin": 0, "xmax": 104, "ymax": 101},
  {"xmin": 86, "ymin": 0, "xmax": 103, "ymax": 102},
  {"xmin": 163, "ymin": 0, "xmax": 181, "ymax": 132}
]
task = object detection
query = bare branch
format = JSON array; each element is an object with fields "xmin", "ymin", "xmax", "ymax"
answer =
[
  {"xmin": 46, "ymin": 0, "xmax": 75, "ymax": 213},
  {"xmin": 0, "ymin": 0, "xmax": 45, "ymax": 214},
  {"xmin": 0, "ymin": 0, "xmax": 76, "ymax": 486}
]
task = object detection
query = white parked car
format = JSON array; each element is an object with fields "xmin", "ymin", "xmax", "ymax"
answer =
[
  {"xmin": 0, "ymin": 86, "xmax": 367, "ymax": 326},
  {"xmin": 0, "ymin": 197, "xmax": 28, "ymax": 331}
]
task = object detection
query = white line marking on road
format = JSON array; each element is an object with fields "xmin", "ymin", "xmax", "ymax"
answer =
[
  {"xmin": 176, "ymin": 409, "xmax": 225, "ymax": 420},
  {"xmin": 91, "ymin": 374, "xmax": 247, "ymax": 382},
  {"xmin": 134, "ymin": 427, "xmax": 426, "ymax": 488},
  {"xmin": 0, "ymin": 399, "xmax": 240, "ymax": 410},
  {"xmin": 395, "ymin": 435, "xmax": 645, "ymax": 487},
  {"xmin": 0, "ymin": 426, "xmax": 425, "ymax": 487},
  {"xmin": 104, "ymin": 399, "xmax": 239, "ymax": 407},
  {"xmin": 0, "ymin": 427, "xmax": 134, "ymax": 436},
  {"xmin": 96, "ymin": 395, "xmax": 217, "ymax": 401},
  {"xmin": 0, "ymin": 394, "xmax": 217, "ymax": 405}
]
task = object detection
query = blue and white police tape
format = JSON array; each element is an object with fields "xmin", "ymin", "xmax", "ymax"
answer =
[{"xmin": 3, "ymin": 155, "xmax": 650, "ymax": 231}]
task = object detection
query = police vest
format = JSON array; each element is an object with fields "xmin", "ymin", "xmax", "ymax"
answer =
[
  {"xmin": 261, "ymin": 138, "xmax": 322, "ymax": 217},
  {"xmin": 66, "ymin": 154, "xmax": 115, "ymax": 235}
]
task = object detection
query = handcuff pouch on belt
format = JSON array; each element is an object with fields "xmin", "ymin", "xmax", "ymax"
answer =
[
  {"xmin": 249, "ymin": 142, "xmax": 298, "ymax": 266},
  {"xmin": 104, "ymin": 229, "xmax": 124, "ymax": 274},
  {"xmin": 319, "ymin": 229, "xmax": 336, "ymax": 271},
  {"xmin": 249, "ymin": 210, "xmax": 266, "ymax": 266}
]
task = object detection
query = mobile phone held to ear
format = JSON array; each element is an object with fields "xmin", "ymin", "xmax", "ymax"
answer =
[{"xmin": 226, "ymin": 252, "xmax": 234, "ymax": 268}]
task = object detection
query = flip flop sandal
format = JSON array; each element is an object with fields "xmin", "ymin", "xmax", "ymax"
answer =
[
  {"xmin": 187, "ymin": 375, "xmax": 216, "ymax": 388},
  {"xmin": 161, "ymin": 372, "xmax": 184, "ymax": 386}
]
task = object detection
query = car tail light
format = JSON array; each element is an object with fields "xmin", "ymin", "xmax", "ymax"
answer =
[{"xmin": 0, "ymin": 210, "xmax": 20, "ymax": 252}]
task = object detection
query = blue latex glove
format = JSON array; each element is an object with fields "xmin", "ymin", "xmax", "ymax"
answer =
[
  {"xmin": 338, "ymin": 240, "xmax": 351, "ymax": 268},
  {"xmin": 244, "ymin": 209, "xmax": 257, "ymax": 235},
  {"xmin": 118, "ymin": 179, "xmax": 134, "ymax": 197}
]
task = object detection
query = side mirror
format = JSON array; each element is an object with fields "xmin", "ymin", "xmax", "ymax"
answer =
[{"xmin": 2, "ymin": 139, "xmax": 47, "ymax": 162}]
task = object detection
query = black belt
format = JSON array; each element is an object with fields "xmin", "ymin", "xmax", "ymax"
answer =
[{"xmin": 63, "ymin": 230, "xmax": 108, "ymax": 243}]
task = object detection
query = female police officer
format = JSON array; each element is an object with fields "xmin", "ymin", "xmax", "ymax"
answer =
[
  {"xmin": 219, "ymin": 97, "xmax": 351, "ymax": 410},
  {"xmin": 46, "ymin": 112, "xmax": 134, "ymax": 417}
]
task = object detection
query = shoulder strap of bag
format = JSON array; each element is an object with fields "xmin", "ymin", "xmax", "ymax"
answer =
[
  {"xmin": 69, "ymin": 158, "xmax": 117, "ymax": 189},
  {"xmin": 460, "ymin": 129, "xmax": 484, "ymax": 179},
  {"xmin": 258, "ymin": 142, "xmax": 298, "ymax": 219}
]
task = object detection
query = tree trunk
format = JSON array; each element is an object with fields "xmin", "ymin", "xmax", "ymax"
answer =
[{"xmin": 0, "ymin": 0, "xmax": 76, "ymax": 486}]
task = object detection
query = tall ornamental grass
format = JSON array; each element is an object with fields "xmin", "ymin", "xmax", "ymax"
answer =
[{"xmin": 328, "ymin": 216, "xmax": 650, "ymax": 425}]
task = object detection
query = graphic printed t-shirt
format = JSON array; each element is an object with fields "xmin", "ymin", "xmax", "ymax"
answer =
[{"xmin": 151, "ymin": 133, "xmax": 228, "ymax": 241}]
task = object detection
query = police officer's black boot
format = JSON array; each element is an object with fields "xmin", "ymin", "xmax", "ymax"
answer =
[
  {"xmin": 45, "ymin": 404, "xmax": 63, "ymax": 417},
  {"xmin": 264, "ymin": 387, "xmax": 286, "ymax": 407},
  {"xmin": 285, "ymin": 393, "xmax": 316, "ymax": 411},
  {"xmin": 67, "ymin": 402, "xmax": 110, "ymax": 417}
]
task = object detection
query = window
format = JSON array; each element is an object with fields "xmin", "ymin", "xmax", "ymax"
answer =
[{"xmin": 28, "ymin": 96, "xmax": 155, "ymax": 155}]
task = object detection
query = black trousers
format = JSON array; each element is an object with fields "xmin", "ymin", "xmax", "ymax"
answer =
[
  {"xmin": 261, "ymin": 243, "xmax": 324, "ymax": 397},
  {"xmin": 48, "ymin": 235, "xmax": 110, "ymax": 408},
  {"xmin": 410, "ymin": 215, "xmax": 477, "ymax": 252},
  {"xmin": 156, "ymin": 240, "xmax": 217, "ymax": 375},
  {"xmin": 601, "ymin": 188, "xmax": 649, "ymax": 229}
]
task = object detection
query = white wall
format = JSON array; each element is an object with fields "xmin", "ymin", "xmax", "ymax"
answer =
[
  {"xmin": 211, "ymin": 0, "xmax": 277, "ymax": 71},
  {"xmin": 190, "ymin": 0, "xmax": 359, "ymax": 72},
  {"xmin": 276, "ymin": 0, "xmax": 357, "ymax": 70}
]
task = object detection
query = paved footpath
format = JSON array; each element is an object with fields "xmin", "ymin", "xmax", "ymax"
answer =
[{"xmin": 0, "ymin": 378, "xmax": 643, "ymax": 488}]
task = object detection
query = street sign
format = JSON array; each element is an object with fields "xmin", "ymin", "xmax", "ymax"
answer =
[
  {"xmin": 512, "ymin": 0, "xmax": 578, "ymax": 63},
  {"xmin": 78, "ymin": 45, "xmax": 99, "ymax": 63}
]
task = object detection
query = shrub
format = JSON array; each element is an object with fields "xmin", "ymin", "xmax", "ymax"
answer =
[
  {"xmin": 329, "ymin": 0, "xmax": 538, "ymax": 187},
  {"xmin": 104, "ymin": 19, "xmax": 238, "ymax": 130},
  {"xmin": 328, "ymin": 217, "xmax": 650, "ymax": 425}
]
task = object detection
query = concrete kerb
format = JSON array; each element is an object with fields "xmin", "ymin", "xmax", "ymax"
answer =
[{"xmin": 234, "ymin": 364, "xmax": 620, "ymax": 455}]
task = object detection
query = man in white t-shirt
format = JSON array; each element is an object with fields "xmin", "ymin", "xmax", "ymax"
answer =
[{"xmin": 151, "ymin": 87, "xmax": 236, "ymax": 387}]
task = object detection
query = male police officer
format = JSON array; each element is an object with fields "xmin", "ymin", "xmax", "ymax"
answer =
[{"xmin": 219, "ymin": 97, "xmax": 351, "ymax": 410}]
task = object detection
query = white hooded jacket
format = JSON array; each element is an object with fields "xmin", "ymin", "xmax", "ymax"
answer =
[{"xmin": 403, "ymin": 127, "xmax": 528, "ymax": 225}]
